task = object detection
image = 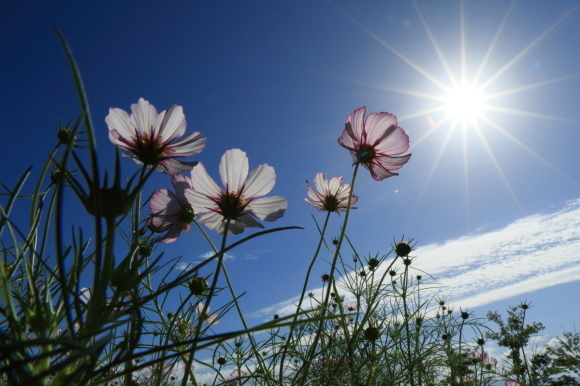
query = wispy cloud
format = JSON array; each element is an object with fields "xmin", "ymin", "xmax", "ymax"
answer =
[
  {"xmin": 175, "ymin": 251, "xmax": 236, "ymax": 271},
  {"xmin": 251, "ymin": 199, "xmax": 580, "ymax": 318},
  {"xmin": 243, "ymin": 249, "xmax": 271, "ymax": 260},
  {"xmin": 199, "ymin": 251, "xmax": 235, "ymax": 260}
]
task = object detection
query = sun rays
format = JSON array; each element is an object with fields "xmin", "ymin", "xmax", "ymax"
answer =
[{"xmin": 332, "ymin": 0, "xmax": 580, "ymax": 225}]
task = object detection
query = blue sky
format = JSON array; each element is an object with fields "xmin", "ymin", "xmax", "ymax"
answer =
[{"xmin": 2, "ymin": 0, "xmax": 580, "ymax": 374}]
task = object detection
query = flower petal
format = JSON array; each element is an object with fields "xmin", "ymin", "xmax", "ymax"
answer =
[
  {"xmin": 106, "ymin": 108, "xmax": 135, "ymax": 144},
  {"xmin": 158, "ymin": 158, "xmax": 197, "ymax": 175},
  {"xmin": 243, "ymin": 164, "xmax": 276, "ymax": 199},
  {"xmin": 149, "ymin": 189, "xmax": 182, "ymax": 217},
  {"xmin": 190, "ymin": 163, "xmax": 222, "ymax": 198},
  {"xmin": 305, "ymin": 180, "xmax": 324, "ymax": 203},
  {"xmin": 198, "ymin": 212, "xmax": 226, "ymax": 233},
  {"xmin": 130, "ymin": 98, "xmax": 157, "ymax": 138},
  {"xmin": 170, "ymin": 174, "xmax": 193, "ymax": 203},
  {"xmin": 345, "ymin": 106, "xmax": 366, "ymax": 141},
  {"xmin": 374, "ymin": 126, "xmax": 410, "ymax": 156},
  {"xmin": 364, "ymin": 112, "xmax": 398, "ymax": 146},
  {"xmin": 167, "ymin": 131, "xmax": 206, "ymax": 156},
  {"xmin": 327, "ymin": 175, "xmax": 344, "ymax": 196},
  {"xmin": 219, "ymin": 149, "xmax": 248, "ymax": 194},
  {"xmin": 157, "ymin": 104, "xmax": 187, "ymax": 143},
  {"xmin": 157, "ymin": 223, "xmax": 190, "ymax": 243},
  {"xmin": 313, "ymin": 173, "xmax": 330, "ymax": 197},
  {"xmin": 374, "ymin": 153, "xmax": 412, "ymax": 171},
  {"xmin": 186, "ymin": 190, "xmax": 218, "ymax": 214},
  {"xmin": 365, "ymin": 162, "xmax": 398, "ymax": 181},
  {"xmin": 246, "ymin": 196, "xmax": 287, "ymax": 221}
]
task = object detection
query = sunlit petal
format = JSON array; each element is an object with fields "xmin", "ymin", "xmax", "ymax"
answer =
[{"xmin": 219, "ymin": 149, "xmax": 249, "ymax": 193}]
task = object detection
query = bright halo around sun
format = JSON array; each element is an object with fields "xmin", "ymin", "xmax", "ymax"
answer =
[{"xmin": 444, "ymin": 83, "xmax": 485, "ymax": 122}]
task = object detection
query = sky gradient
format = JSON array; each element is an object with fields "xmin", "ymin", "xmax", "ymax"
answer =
[{"xmin": 1, "ymin": 1, "xmax": 580, "ymax": 380}]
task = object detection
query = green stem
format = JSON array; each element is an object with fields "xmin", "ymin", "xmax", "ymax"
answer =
[
  {"xmin": 181, "ymin": 220, "xmax": 231, "ymax": 386},
  {"xmin": 280, "ymin": 211, "xmax": 331, "ymax": 382},
  {"xmin": 294, "ymin": 163, "xmax": 359, "ymax": 385}
]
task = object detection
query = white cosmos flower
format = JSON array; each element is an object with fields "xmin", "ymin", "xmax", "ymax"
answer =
[{"xmin": 185, "ymin": 149, "xmax": 287, "ymax": 235}]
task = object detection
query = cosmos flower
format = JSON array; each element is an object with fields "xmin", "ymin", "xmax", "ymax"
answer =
[
  {"xmin": 230, "ymin": 369, "xmax": 247, "ymax": 378},
  {"xmin": 344, "ymin": 302, "xmax": 358, "ymax": 311},
  {"xmin": 338, "ymin": 106, "xmax": 411, "ymax": 181},
  {"xmin": 148, "ymin": 174, "xmax": 196, "ymax": 243},
  {"xmin": 304, "ymin": 173, "xmax": 358, "ymax": 213},
  {"xmin": 185, "ymin": 149, "xmax": 287, "ymax": 235},
  {"xmin": 106, "ymin": 98, "xmax": 206, "ymax": 175},
  {"xmin": 196, "ymin": 303, "xmax": 219, "ymax": 325},
  {"xmin": 468, "ymin": 350, "xmax": 497, "ymax": 366}
]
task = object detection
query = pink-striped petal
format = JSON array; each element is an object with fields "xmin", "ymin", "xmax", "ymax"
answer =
[
  {"xmin": 366, "ymin": 163, "xmax": 398, "ymax": 181},
  {"xmin": 374, "ymin": 126, "xmax": 410, "ymax": 155},
  {"xmin": 364, "ymin": 112, "xmax": 398, "ymax": 146},
  {"xmin": 374, "ymin": 154, "xmax": 412, "ymax": 171},
  {"xmin": 149, "ymin": 189, "xmax": 181, "ymax": 217},
  {"xmin": 157, "ymin": 223, "xmax": 190, "ymax": 243},
  {"xmin": 345, "ymin": 106, "xmax": 366, "ymax": 141}
]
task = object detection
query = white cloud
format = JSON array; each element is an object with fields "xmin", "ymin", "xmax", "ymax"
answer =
[
  {"xmin": 199, "ymin": 251, "xmax": 236, "ymax": 260},
  {"xmin": 251, "ymin": 199, "xmax": 580, "ymax": 318}
]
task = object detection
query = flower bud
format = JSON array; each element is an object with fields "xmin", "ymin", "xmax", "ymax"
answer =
[
  {"xmin": 57, "ymin": 128, "xmax": 76, "ymax": 146},
  {"xmin": 138, "ymin": 245, "xmax": 153, "ymax": 258},
  {"xmin": 395, "ymin": 242, "xmax": 412, "ymax": 257},
  {"xmin": 85, "ymin": 187, "xmax": 131, "ymax": 219},
  {"xmin": 217, "ymin": 357, "xmax": 226, "ymax": 365},
  {"xmin": 367, "ymin": 258, "xmax": 380, "ymax": 268},
  {"xmin": 364, "ymin": 326, "xmax": 381, "ymax": 341},
  {"xmin": 188, "ymin": 277, "xmax": 209, "ymax": 296},
  {"xmin": 25, "ymin": 298, "xmax": 56, "ymax": 334}
]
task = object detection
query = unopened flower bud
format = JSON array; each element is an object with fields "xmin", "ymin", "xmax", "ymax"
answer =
[
  {"xmin": 364, "ymin": 326, "xmax": 381, "ymax": 341},
  {"xmin": 395, "ymin": 242, "xmax": 412, "ymax": 257},
  {"xmin": 368, "ymin": 258, "xmax": 380, "ymax": 268},
  {"xmin": 217, "ymin": 357, "xmax": 226, "ymax": 365},
  {"xmin": 188, "ymin": 277, "xmax": 209, "ymax": 296},
  {"xmin": 477, "ymin": 338, "xmax": 486, "ymax": 346},
  {"xmin": 57, "ymin": 128, "xmax": 76, "ymax": 146},
  {"xmin": 85, "ymin": 187, "xmax": 131, "ymax": 219}
]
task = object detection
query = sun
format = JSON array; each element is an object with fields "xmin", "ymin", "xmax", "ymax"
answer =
[{"xmin": 444, "ymin": 83, "xmax": 485, "ymax": 122}]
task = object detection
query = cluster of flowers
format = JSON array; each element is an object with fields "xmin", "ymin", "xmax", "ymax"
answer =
[{"xmin": 106, "ymin": 100, "xmax": 412, "ymax": 241}]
